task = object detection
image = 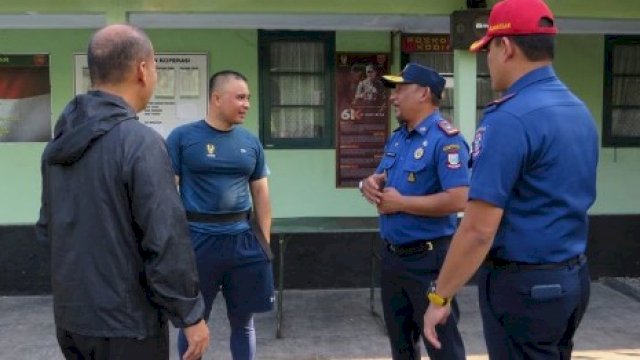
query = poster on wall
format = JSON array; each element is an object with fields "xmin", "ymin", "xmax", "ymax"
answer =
[
  {"xmin": 335, "ymin": 52, "xmax": 390, "ymax": 188},
  {"xmin": 0, "ymin": 54, "xmax": 51, "ymax": 142},
  {"xmin": 74, "ymin": 53, "xmax": 208, "ymax": 138}
]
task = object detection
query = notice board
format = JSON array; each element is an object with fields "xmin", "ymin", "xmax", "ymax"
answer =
[{"xmin": 74, "ymin": 53, "xmax": 208, "ymax": 138}]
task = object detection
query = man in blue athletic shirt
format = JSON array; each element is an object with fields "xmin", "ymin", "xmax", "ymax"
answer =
[
  {"xmin": 166, "ymin": 70, "xmax": 274, "ymax": 360},
  {"xmin": 423, "ymin": 0, "xmax": 598, "ymax": 359}
]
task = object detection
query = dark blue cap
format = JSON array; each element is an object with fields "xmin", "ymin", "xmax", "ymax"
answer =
[{"xmin": 382, "ymin": 63, "xmax": 446, "ymax": 98}]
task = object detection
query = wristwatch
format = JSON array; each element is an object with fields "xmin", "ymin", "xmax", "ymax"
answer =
[
  {"xmin": 427, "ymin": 281, "xmax": 451, "ymax": 307},
  {"xmin": 358, "ymin": 179, "xmax": 364, "ymax": 192}
]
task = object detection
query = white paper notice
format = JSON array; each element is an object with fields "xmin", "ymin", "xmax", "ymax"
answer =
[
  {"xmin": 177, "ymin": 102, "xmax": 200, "ymax": 121},
  {"xmin": 179, "ymin": 68, "xmax": 200, "ymax": 98},
  {"xmin": 146, "ymin": 122, "xmax": 166, "ymax": 138},
  {"xmin": 155, "ymin": 68, "xmax": 176, "ymax": 98}
]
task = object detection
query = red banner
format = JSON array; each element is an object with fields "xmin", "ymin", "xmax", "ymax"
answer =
[
  {"xmin": 0, "ymin": 54, "xmax": 51, "ymax": 142},
  {"xmin": 335, "ymin": 53, "xmax": 390, "ymax": 188}
]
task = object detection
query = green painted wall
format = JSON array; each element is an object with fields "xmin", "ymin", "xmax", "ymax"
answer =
[
  {"xmin": 3, "ymin": 0, "xmax": 467, "ymax": 16},
  {"xmin": 555, "ymin": 35, "xmax": 640, "ymax": 214},
  {"xmin": 268, "ymin": 31, "xmax": 390, "ymax": 218},
  {"xmin": 4, "ymin": 0, "xmax": 640, "ymax": 18},
  {"xmin": 0, "ymin": 29, "xmax": 94, "ymax": 224},
  {"xmin": 2, "ymin": 1, "xmax": 640, "ymax": 223},
  {"xmin": 0, "ymin": 29, "xmax": 389, "ymax": 223}
]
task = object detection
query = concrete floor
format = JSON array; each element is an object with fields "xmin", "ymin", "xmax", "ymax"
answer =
[{"xmin": 1, "ymin": 282, "xmax": 639, "ymax": 359}]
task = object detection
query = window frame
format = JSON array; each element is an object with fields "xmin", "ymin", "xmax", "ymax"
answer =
[
  {"xmin": 603, "ymin": 35, "xmax": 640, "ymax": 147},
  {"xmin": 400, "ymin": 51, "xmax": 454, "ymax": 119},
  {"xmin": 400, "ymin": 35, "xmax": 497, "ymax": 125},
  {"xmin": 258, "ymin": 30, "xmax": 336, "ymax": 149},
  {"xmin": 474, "ymin": 52, "xmax": 497, "ymax": 124}
]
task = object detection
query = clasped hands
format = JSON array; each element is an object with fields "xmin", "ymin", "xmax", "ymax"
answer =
[{"xmin": 360, "ymin": 173, "xmax": 403, "ymax": 214}]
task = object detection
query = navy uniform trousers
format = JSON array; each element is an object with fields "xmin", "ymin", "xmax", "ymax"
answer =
[
  {"xmin": 478, "ymin": 257, "xmax": 590, "ymax": 360},
  {"xmin": 380, "ymin": 237, "xmax": 466, "ymax": 360}
]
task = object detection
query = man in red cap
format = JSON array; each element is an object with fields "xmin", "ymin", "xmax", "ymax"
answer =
[{"xmin": 423, "ymin": 0, "xmax": 598, "ymax": 359}]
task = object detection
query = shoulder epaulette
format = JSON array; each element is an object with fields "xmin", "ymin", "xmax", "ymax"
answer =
[
  {"xmin": 437, "ymin": 119, "xmax": 459, "ymax": 136},
  {"xmin": 485, "ymin": 93, "xmax": 516, "ymax": 108}
]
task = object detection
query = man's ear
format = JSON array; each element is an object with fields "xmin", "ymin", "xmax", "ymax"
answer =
[
  {"xmin": 420, "ymin": 86, "xmax": 431, "ymax": 103},
  {"xmin": 211, "ymin": 90, "xmax": 224, "ymax": 107},
  {"xmin": 210, "ymin": 91, "xmax": 218, "ymax": 106},
  {"xmin": 137, "ymin": 60, "xmax": 149, "ymax": 86},
  {"xmin": 501, "ymin": 37, "xmax": 517, "ymax": 61}
]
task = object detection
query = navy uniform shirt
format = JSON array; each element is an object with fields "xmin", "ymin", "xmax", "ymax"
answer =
[
  {"xmin": 376, "ymin": 110, "xmax": 470, "ymax": 245},
  {"xmin": 166, "ymin": 120, "xmax": 269, "ymax": 235},
  {"xmin": 470, "ymin": 66, "xmax": 598, "ymax": 263}
]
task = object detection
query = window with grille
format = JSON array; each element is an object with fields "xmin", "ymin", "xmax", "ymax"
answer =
[
  {"xmin": 406, "ymin": 51, "xmax": 498, "ymax": 124},
  {"xmin": 475, "ymin": 54, "xmax": 496, "ymax": 121},
  {"xmin": 258, "ymin": 31, "xmax": 335, "ymax": 149},
  {"xmin": 406, "ymin": 52, "xmax": 455, "ymax": 120},
  {"xmin": 603, "ymin": 35, "xmax": 640, "ymax": 147}
]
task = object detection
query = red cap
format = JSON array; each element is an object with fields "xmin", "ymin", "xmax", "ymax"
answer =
[{"xmin": 469, "ymin": 0, "xmax": 557, "ymax": 52}]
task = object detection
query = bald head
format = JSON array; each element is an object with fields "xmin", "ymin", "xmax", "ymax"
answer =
[{"xmin": 88, "ymin": 24, "xmax": 154, "ymax": 87}]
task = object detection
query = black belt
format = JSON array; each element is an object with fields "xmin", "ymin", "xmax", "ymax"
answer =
[
  {"xmin": 186, "ymin": 211, "xmax": 249, "ymax": 223},
  {"xmin": 386, "ymin": 236, "xmax": 450, "ymax": 256},
  {"xmin": 483, "ymin": 254, "xmax": 586, "ymax": 271}
]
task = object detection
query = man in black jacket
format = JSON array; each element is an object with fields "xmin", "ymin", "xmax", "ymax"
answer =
[{"xmin": 36, "ymin": 24, "xmax": 209, "ymax": 360}]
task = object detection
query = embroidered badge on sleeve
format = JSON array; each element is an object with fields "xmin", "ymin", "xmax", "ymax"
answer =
[
  {"xmin": 472, "ymin": 126, "xmax": 486, "ymax": 161},
  {"xmin": 444, "ymin": 143, "xmax": 461, "ymax": 169}
]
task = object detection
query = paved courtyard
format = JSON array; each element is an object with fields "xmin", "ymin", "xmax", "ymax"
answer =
[{"xmin": 1, "ymin": 282, "xmax": 639, "ymax": 359}]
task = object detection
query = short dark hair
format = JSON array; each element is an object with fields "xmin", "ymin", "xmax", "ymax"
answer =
[
  {"xmin": 429, "ymin": 90, "xmax": 441, "ymax": 106},
  {"xmin": 494, "ymin": 18, "xmax": 555, "ymax": 61},
  {"xmin": 509, "ymin": 34, "xmax": 555, "ymax": 61},
  {"xmin": 87, "ymin": 25, "xmax": 153, "ymax": 86},
  {"xmin": 208, "ymin": 70, "xmax": 248, "ymax": 98}
]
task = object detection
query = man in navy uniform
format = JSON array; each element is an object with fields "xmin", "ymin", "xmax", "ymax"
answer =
[
  {"xmin": 360, "ymin": 62, "xmax": 469, "ymax": 360},
  {"xmin": 423, "ymin": 0, "xmax": 598, "ymax": 359}
]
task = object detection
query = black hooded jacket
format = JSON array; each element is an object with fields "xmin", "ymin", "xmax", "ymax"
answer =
[{"xmin": 36, "ymin": 90, "xmax": 204, "ymax": 337}]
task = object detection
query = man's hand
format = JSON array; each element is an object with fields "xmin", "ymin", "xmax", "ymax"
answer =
[
  {"xmin": 423, "ymin": 303, "xmax": 451, "ymax": 350},
  {"xmin": 361, "ymin": 173, "xmax": 386, "ymax": 204},
  {"xmin": 182, "ymin": 320, "xmax": 210, "ymax": 360},
  {"xmin": 377, "ymin": 187, "xmax": 404, "ymax": 214}
]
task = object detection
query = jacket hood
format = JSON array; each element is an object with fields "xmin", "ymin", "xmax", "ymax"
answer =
[{"xmin": 43, "ymin": 90, "xmax": 137, "ymax": 165}]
